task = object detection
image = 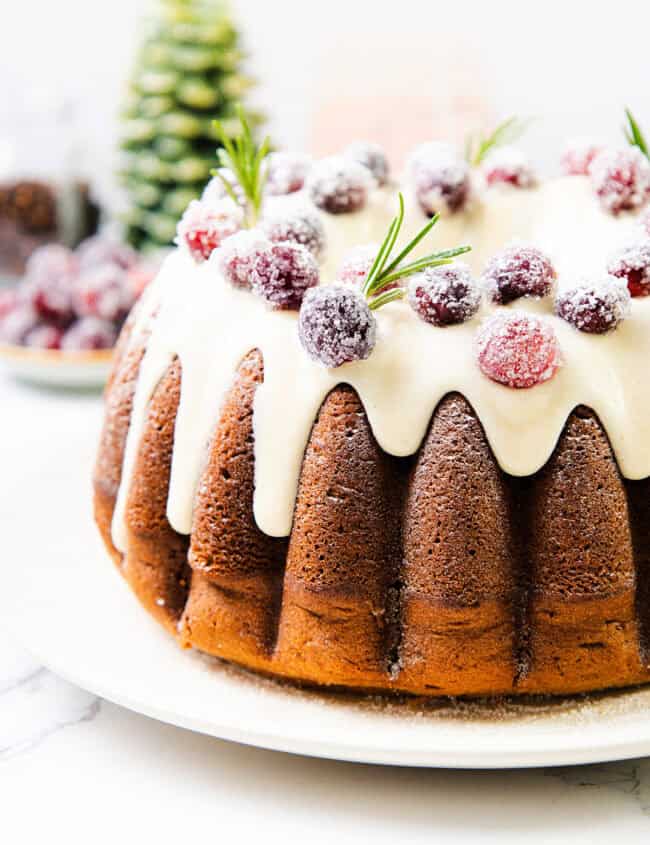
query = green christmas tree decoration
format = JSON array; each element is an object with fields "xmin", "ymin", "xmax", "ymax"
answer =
[{"xmin": 120, "ymin": 0, "xmax": 263, "ymax": 251}]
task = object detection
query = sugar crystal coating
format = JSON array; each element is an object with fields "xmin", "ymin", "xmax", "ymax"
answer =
[
  {"xmin": 410, "ymin": 144, "xmax": 471, "ymax": 215},
  {"xmin": 556, "ymin": 276, "xmax": 632, "ymax": 333},
  {"xmin": 216, "ymin": 229, "xmax": 271, "ymax": 289},
  {"xmin": 306, "ymin": 156, "xmax": 373, "ymax": 214},
  {"xmin": 76, "ymin": 235, "xmax": 137, "ymax": 271},
  {"xmin": 482, "ymin": 146, "xmax": 536, "ymax": 188},
  {"xmin": 482, "ymin": 244, "xmax": 556, "ymax": 305},
  {"xmin": 25, "ymin": 244, "xmax": 77, "ymax": 283},
  {"xmin": 607, "ymin": 241, "xmax": 650, "ymax": 297},
  {"xmin": 345, "ymin": 141, "xmax": 390, "ymax": 186},
  {"xmin": 261, "ymin": 199, "xmax": 326, "ymax": 258},
  {"xmin": 336, "ymin": 243, "xmax": 379, "ymax": 288},
  {"xmin": 560, "ymin": 138, "xmax": 603, "ymax": 176},
  {"xmin": 73, "ymin": 263, "xmax": 136, "ymax": 321},
  {"xmin": 265, "ymin": 151, "xmax": 312, "ymax": 196},
  {"xmin": 589, "ymin": 147, "xmax": 650, "ymax": 215},
  {"xmin": 299, "ymin": 285, "xmax": 377, "ymax": 368},
  {"xmin": 408, "ymin": 262, "xmax": 481, "ymax": 326},
  {"xmin": 251, "ymin": 241, "xmax": 319, "ymax": 309},
  {"xmin": 202, "ymin": 169, "xmax": 245, "ymax": 205},
  {"xmin": 24, "ymin": 324, "xmax": 64, "ymax": 350},
  {"xmin": 61, "ymin": 316, "xmax": 117, "ymax": 351},
  {"xmin": 176, "ymin": 198, "xmax": 243, "ymax": 262},
  {"xmin": 475, "ymin": 313, "xmax": 561, "ymax": 388}
]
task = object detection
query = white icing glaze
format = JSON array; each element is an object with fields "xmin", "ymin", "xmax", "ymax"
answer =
[{"xmin": 111, "ymin": 176, "xmax": 650, "ymax": 550}]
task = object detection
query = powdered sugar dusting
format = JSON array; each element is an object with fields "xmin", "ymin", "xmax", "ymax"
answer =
[
  {"xmin": 299, "ymin": 285, "xmax": 376, "ymax": 367},
  {"xmin": 556, "ymin": 276, "xmax": 632, "ymax": 334},
  {"xmin": 607, "ymin": 241, "xmax": 650, "ymax": 297},
  {"xmin": 408, "ymin": 262, "xmax": 481, "ymax": 326}
]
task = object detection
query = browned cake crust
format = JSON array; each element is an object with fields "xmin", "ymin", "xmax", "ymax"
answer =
[{"xmin": 93, "ymin": 345, "xmax": 650, "ymax": 697}]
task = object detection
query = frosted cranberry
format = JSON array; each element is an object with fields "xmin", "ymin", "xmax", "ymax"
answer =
[
  {"xmin": 336, "ymin": 244, "xmax": 378, "ymax": 288},
  {"xmin": 27, "ymin": 276, "xmax": 75, "ymax": 324},
  {"xmin": 61, "ymin": 317, "xmax": 117, "ymax": 351},
  {"xmin": 345, "ymin": 142, "xmax": 389, "ymax": 186},
  {"xmin": 216, "ymin": 229, "xmax": 271, "ymax": 289},
  {"xmin": 482, "ymin": 245, "xmax": 556, "ymax": 305},
  {"xmin": 261, "ymin": 200, "xmax": 326, "ymax": 258},
  {"xmin": 25, "ymin": 244, "xmax": 77, "ymax": 283},
  {"xmin": 408, "ymin": 263, "xmax": 481, "ymax": 326},
  {"xmin": 76, "ymin": 236, "xmax": 137, "ymax": 271},
  {"xmin": 589, "ymin": 148, "xmax": 650, "ymax": 214},
  {"xmin": 202, "ymin": 169, "xmax": 245, "ymax": 205},
  {"xmin": 483, "ymin": 146, "xmax": 536, "ymax": 188},
  {"xmin": 265, "ymin": 152, "xmax": 311, "ymax": 196},
  {"xmin": 556, "ymin": 277, "xmax": 631, "ymax": 333},
  {"xmin": 251, "ymin": 241, "xmax": 319, "ymax": 309},
  {"xmin": 560, "ymin": 139, "xmax": 603, "ymax": 176},
  {"xmin": 412, "ymin": 147, "xmax": 471, "ymax": 215},
  {"xmin": 24, "ymin": 324, "xmax": 63, "ymax": 350},
  {"xmin": 306, "ymin": 156, "xmax": 373, "ymax": 214},
  {"xmin": 607, "ymin": 242, "xmax": 650, "ymax": 297},
  {"xmin": 476, "ymin": 313, "xmax": 561, "ymax": 389},
  {"xmin": 0, "ymin": 304, "xmax": 39, "ymax": 345},
  {"xmin": 176, "ymin": 198, "xmax": 243, "ymax": 262},
  {"xmin": 73, "ymin": 263, "xmax": 135, "ymax": 321},
  {"xmin": 299, "ymin": 285, "xmax": 376, "ymax": 367}
]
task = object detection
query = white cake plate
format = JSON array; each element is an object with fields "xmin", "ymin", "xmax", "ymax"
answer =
[{"xmin": 3, "ymin": 383, "xmax": 650, "ymax": 769}]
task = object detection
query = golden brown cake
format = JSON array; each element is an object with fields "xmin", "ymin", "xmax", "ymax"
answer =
[{"xmin": 94, "ymin": 136, "xmax": 650, "ymax": 698}]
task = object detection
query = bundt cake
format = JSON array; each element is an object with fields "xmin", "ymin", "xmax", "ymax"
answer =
[{"xmin": 94, "ymin": 120, "xmax": 650, "ymax": 697}]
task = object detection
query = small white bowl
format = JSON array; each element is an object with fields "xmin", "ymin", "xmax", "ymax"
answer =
[{"xmin": 0, "ymin": 343, "xmax": 113, "ymax": 389}]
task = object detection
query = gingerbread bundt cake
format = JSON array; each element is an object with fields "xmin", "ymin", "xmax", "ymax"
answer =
[{"xmin": 95, "ymin": 125, "xmax": 650, "ymax": 697}]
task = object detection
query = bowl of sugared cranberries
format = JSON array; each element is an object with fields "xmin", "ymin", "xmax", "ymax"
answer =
[{"xmin": 0, "ymin": 235, "xmax": 156, "ymax": 388}]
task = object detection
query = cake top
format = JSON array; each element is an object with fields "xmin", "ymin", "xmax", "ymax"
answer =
[{"xmin": 111, "ymin": 110, "xmax": 650, "ymax": 546}]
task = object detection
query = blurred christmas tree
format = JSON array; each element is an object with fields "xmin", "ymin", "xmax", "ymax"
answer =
[{"xmin": 120, "ymin": 0, "xmax": 261, "ymax": 250}]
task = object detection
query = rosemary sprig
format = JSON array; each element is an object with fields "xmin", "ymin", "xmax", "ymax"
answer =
[
  {"xmin": 212, "ymin": 104, "xmax": 271, "ymax": 226},
  {"xmin": 465, "ymin": 116, "xmax": 530, "ymax": 167},
  {"xmin": 361, "ymin": 192, "xmax": 471, "ymax": 307},
  {"xmin": 623, "ymin": 108, "xmax": 649, "ymax": 161}
]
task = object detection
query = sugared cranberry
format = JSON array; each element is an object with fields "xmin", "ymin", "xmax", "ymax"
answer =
[
  {"xmin": 202, "ymin": 169, "xmax": 245, "ymax": 205},
  {"xmin": 411, "ymin": 145, "xmax": 471, "ymax": 216},
  {"xmin": 299, "ymin": 285, "xmax": 376, "ymax": 368},
  {"xmin": 25, "ymin": 244, "xmax": 77, "ymax": 283},
  {"xmin": 408, "ymin": 263, "xmax": 481, "ymax": 326},
  {"xmin": 607, "ymin": 242, "xmax": 650, "ymax": 297},
  {"xmin": 336, "ymin": 243, "xmax": 378, "ymax": 288},
  {"xmin": 176, "ymin": 198, "xmax": 243, "ymax": 262},
  {"xmin": 556, "ymin": 277, "xmax": 631, "ymax": 333},
  {"xmin": 0, "ymin": 304, "xmax": 39, "ymax": 345},
  {"xmin": 482, "ymin": 245, "xmax": 556, "ymax": 305},
  {"xmin": 73, "ymin": 263, "xmax": 136, "ymax": 321},
  {"xmin": 27, "ymin": 276, "xmax": 75, "ymax": 324},
  {"xmin": 482, "ymin": 146, "xmax": 536, "ymax": 188},
  {"xmin": 261, "ymin": 200, "xmax": 326, "ymax": 258},
  {"xmin": 265, "ymin": 151, "xmax": 311, "ymax": 195},
  {"xmin": 589, "ymin": 148, "xmax": 650, "ymax": 215},
  {"xmin": 345, "ymin": 141, "xmax": 389, "ymax": 186},
  {"xmin": 61, "ymin": 317, "xmax": 117, "ymax": 351},
  {"xmin": 306, "ymin": 156, "xmax": 373, "ymax": 214},
  {"xmin": 476, "ymin": 313, "xmax": 562, "ymax": 389},
  {"xmin": 216, "ymin": 229, "xmax": 271, "ymax": 289},
  {"xmin": 251, "ymin": 241, "xmax": 319, "ymax": 309},
  {"xmin": 560, "ymin": 139, "xmax": 603, "ymax": 176},
  {"xmin": 24, "ymin": 324, "xmax": 64, "ymax": 350},
  {"xmin": 76, "ymin": 236, "xmax": 137, "ymax": 271}
]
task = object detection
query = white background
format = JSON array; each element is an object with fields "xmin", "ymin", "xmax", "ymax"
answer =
[{"xmin": 2, "ymin": 0, "xmax": 649, "ymax": 211}]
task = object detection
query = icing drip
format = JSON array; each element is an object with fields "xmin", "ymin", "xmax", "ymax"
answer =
[{"xmin": 112, "ymin": 176, "xmax": 650, "ymax": 549}]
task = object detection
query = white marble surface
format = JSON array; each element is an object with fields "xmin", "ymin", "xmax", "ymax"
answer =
[{"xmin": 3, "ymin": 373, "xmax": 650, "ymax": 842}]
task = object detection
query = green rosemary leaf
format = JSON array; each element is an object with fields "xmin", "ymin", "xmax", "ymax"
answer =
[
  {"xmin": 624, "ymin": 108, "xmax": 649, "ymax": 160},
  {"xmin": 365, "ymin": 194, "xmax": 406, "ymax": 296},
  {"xmin": 381, "ymin": 212, "xmax": 440, "ymax": 278},
  {"xmin": 368, "ymin": 288, "xmax": 406, "ymax": 310},
  {"xmin": 468, "ymin": 116, "xmax": 530, "ymax": 166},
  {"xmin": 363, "ymin": 216, "xmax": 399, "ymax": 296}
]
